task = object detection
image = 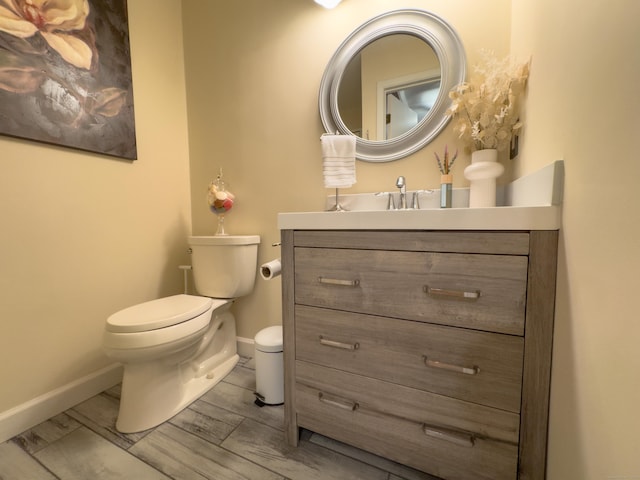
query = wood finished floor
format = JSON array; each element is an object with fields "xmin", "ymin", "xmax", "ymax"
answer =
[{"xmin": 0, "ymin": 357, "xmax": 438, "ymax": 480}]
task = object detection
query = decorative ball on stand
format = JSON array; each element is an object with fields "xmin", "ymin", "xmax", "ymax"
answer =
[{"xmin": 207, "ymin": 170, "xmax": 235, "ymax": 235}]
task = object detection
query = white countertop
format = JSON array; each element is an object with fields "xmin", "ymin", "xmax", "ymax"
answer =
[
  {"xmin": 278, "ymin": 205, "xmax": 561, "ymax": 231},
  {"xmin": 278, "ymin": 160, "xmax": 564, "ymax": 231}
]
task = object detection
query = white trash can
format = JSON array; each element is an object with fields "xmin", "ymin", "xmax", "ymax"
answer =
[{"xmin": 253, "ymin": 325, "xmax": 283, "ymax": 406}]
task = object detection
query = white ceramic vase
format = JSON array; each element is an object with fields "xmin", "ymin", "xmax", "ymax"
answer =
[{"xmin": 464, "ymin": 149, "xmax": 504, "ymax": 208}]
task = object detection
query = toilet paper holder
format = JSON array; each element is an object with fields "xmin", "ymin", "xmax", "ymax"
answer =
[
  {"xmin": 260, "ymin": 259, "xmax": 281, "ymax": 280},
  {"xmin": 259, "ymin": 242, "xmax": 282, "ymax": 280}
]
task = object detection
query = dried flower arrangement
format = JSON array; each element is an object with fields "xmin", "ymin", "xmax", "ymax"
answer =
[
  {"xmin": 447, "ymin": 51, "xmax": 530, "ymax": 153},
  {"xmin": 435, "ymin": 145, "xmax": 458, "ymax": 175}
]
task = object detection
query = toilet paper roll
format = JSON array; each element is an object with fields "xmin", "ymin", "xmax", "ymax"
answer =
[{"xmin": 260, "ymin": 259, "xmax": 282, "ymax": 280}]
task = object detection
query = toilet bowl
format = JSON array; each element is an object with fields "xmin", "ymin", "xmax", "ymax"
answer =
[{"xmin": 103, "ymin": 235, "xmax": 260, "ymax": 433}]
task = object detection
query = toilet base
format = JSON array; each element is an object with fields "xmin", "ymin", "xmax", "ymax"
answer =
[
  {"xmin": 114, "ymin": 307, "xmax": 240, "ymax": 433},
  {"xmin": 116, "ymin": 353, "xmax": 239, "ymax": 433}
]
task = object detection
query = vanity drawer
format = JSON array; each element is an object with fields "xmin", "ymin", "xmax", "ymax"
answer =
[
  {"xmin": 295, "ymin": 360, "xmax": 519, "ymax": 480},
  {"xmin": 295, "ymin": 305, "xmax": 524, "ymax": 412},
  {"xmin": 294, "ymin": 247, "xmax": 528, "ymax": 335}
]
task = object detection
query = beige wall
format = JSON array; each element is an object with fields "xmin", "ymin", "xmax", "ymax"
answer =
[
  {"xmin": 512, "ymin": 1, "xmax": 640, "ymax": 478},
  {"xmin": 2, "ymin": 0, "xmax": 638, "ymax": 477},
  {"xmin": 0, "ymin": 0, "xmax": 192, "ymax": 412},
  {"xmin": 184, "ymin": 0, "xmax": 640, "ymax": 477},
  {"xmin": 182, "ymin": 0, "xmax": 511, "ymax": 340}
]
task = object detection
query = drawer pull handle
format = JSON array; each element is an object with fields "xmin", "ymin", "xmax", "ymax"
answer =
[
  {"xmin": 318, "ymin": 392, "xmax": 359, "ymax": 411},
  {"xmin": 422, "ymin": 424, "xmax": 475, "ymax": 448},
  {"xmin": 320, "ymin": 336, "xmax": 360, "ymax": 350},
  {"xmin": 423, "ymin": 285, "xmax": 480, "ymax": 300},
  {"xmin": 423, "ymin": 356, "xmax": 480, "ymax": 376},
  {"xmin": 318, "ymin": 277, "xmax": 360, "ymax": 287}
]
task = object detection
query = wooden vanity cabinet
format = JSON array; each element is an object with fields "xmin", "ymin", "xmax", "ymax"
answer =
[{"xmin": 281, "ymin": 230, "xmax": 558, "ymax": 480}]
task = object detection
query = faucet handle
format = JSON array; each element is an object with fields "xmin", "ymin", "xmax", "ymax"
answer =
[
  {"xmin": 410, "ymin": 190, "xmax": 435, "ymax": 210},
  {"xmin": 375, "ymin": 192, "xmax": 396, "ymax": 210},
  {"xmin": 412, "ymin": 191, "xmax": 420, "ymax": 210}
]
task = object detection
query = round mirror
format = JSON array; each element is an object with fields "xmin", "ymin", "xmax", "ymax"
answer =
[{"xmin": 319, "ymin": 9, "xmax": 466, "ymax": 162}]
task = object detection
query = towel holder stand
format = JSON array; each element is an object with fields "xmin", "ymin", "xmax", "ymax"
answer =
[{"xmin": 321, "ymin": 131, "xmax": 352, "ymax": 212}]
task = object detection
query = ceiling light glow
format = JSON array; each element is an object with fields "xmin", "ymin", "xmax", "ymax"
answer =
[{"xmin": 314, "ymin": 0, "xmax": 342, "ymax": 9}]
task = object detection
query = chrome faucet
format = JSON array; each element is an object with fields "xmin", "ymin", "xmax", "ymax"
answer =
[{"xmin": 396, "ymin": 176, "xmax": 407, "ymax": 209}]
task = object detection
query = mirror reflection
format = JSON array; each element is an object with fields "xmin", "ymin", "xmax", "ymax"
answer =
[
  {"xmin": 319, "ymin": 9, "xmax": 466, "ymax": 162},
  {"xmin": 338, "ymin": 34, "xmax": 440, "ymax": 141}
]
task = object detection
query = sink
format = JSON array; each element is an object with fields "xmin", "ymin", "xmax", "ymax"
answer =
[
  {"xmin": 278, "ymin": 160, "xmax": 564, "ymax": 231},
  {"xmin": 325, "ymin": 188, "xmax": 469, "ymax": 211}
]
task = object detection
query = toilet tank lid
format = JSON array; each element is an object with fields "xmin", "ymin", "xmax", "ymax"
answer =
[
  {"xmin": 106, "ymin": 294, "xmax": 213, "ymax": 333},
  {"xmin": 188, "ymin": 235, "xmax": 260, "ymax": 246}
]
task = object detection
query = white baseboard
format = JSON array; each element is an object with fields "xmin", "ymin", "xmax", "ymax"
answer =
[
  {"xmin": 0, "ymin": 364, "xmax": 123, "ymax": 443},
  {"xmin": 237, "ymin": 336, "xmax": 255, "ymax": 358}
]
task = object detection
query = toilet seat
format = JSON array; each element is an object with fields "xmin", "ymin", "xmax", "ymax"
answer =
[
  {"xmin": 106, "ymin": 294, "xmax": 213, "ymax": 333},
  {"xmin": 104, "ymin": 295, "xmax": 232, "ymax": 352}
]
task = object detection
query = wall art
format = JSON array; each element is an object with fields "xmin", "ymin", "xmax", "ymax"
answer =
[{"xmin": 0, "ymin": 0, "xmax": 137, "ymax": 160}]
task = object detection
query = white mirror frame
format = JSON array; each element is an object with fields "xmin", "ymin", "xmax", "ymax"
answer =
[{"xmin": 319, "ymin": 9, "xmax": 466, "ymax": 162}]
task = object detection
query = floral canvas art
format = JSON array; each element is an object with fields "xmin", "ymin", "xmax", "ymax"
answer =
[{"xmin": 0, "ymin": 0, "xmax": 137, "ymax": 159}]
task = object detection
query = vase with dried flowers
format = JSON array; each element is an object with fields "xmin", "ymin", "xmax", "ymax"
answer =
[
  {"xmin": 447, "ymin": 51, "xmax": 530, "ymax": 207},
  {"xmin": 435, "ymin": 146, "xmax": 457, "ymax": 208}
]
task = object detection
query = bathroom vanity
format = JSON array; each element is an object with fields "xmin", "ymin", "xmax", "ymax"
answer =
[
  {"xmin": 297, "ymin": 6, "xmax": 561, "ymax": 475},
  {"xmin": 278, "ymin": 198, "xmax": 560, "ymax": 480}
]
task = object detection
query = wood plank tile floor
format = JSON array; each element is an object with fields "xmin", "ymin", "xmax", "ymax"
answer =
[{"xmin": 0, "ymin": 357, "xmax": 438, "ymax": 480}]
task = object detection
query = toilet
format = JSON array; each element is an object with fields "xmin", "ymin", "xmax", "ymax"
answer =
[{"xmin": 103, "ymin": 235, "xmax": 260, "ymax": 433}]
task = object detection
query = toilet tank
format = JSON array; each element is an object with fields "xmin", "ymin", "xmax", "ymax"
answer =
[{"xmin": 188, "ymin": 235, "xmax": 260, "ymax": 298}]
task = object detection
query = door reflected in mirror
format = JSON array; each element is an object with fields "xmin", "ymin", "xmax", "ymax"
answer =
[
  {"xmin": 338, "ymin": 34, "xmax": 440, "ymax": 141},
  {"xmin": 384, "ymin": 73, "xmax": 440, "ymax": 140}
]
